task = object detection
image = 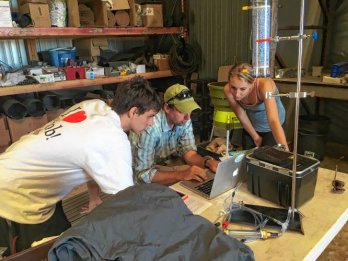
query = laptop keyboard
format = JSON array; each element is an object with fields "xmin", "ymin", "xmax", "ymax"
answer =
[{"xmin": 195, "ymin": 179, "xmax": 214, "ymax": 195}]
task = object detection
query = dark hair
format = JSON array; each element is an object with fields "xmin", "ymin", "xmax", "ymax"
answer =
[
  {"xmin": 228, "ymin": 63, "xmax": 255, "ymax": 84},
  {"xmin": 112, "ymin": 76, "xmax": 162, "ymax": 115}
]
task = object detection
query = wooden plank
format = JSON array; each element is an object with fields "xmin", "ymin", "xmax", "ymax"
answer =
[
  {"xmin": 0, "ymin": 27, "xmax": 184, "ymax": 40},
  {"xmin": 63, "ymin": 191, "xmax": 113, "ymax": 224},
  {"xmin": 24, "ymin": 39, "xmax": 38, "ymax": 62},
  {"xmin": 274, "ymin": 77, "xmax": 348, "ymax": 101},
  {"xmin": 0, "ymin": 70, "xmax": 175, "ymax": 96},
  {"xmin": 2, "ymin": 238, "xmax": 56, "ymax": 261}
]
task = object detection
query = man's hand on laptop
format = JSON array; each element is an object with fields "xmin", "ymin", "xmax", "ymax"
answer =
[
  {"xmin": 180, "ymin": 166, "xmax": 208, "ymax": 182},
  {"xmin": 205, "ymin": 159, "xmax": 219, "ymax": 173}
]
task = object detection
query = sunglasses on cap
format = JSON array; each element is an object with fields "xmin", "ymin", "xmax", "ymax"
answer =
[{"xmin": 167, "ymin": 90, "xmax": 192, "ymax": 104}]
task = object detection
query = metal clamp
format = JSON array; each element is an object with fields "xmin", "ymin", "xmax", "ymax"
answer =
[{"xmin": 265, "ymin": 91, "xmax": 315, "ymax": 99}]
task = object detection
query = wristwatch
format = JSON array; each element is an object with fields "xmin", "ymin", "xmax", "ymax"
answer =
[{"xmin": 203, "ymin": 157, "xmax": 213, "ymax": 168}]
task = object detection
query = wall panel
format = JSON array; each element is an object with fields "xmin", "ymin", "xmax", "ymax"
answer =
[{"xmin": 188, "ymin": 0, "xmax": 250, "ymax": 79}]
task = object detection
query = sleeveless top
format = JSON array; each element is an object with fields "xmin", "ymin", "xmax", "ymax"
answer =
[{"xmin": 238, "ymin": 84, "xmax": 285, "ymax": 133}]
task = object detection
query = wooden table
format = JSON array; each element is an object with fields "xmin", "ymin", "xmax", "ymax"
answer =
[
  {"xmin": 274, "ymin": 77, "xmax": 348, "ymax": 142},
  {"xmin": 172, "ymin": 167, "xmax": 348, "ymax": 261},
  {"xmin": 274, "ymin": 76, "xmax": 348, "ymax": 101}
]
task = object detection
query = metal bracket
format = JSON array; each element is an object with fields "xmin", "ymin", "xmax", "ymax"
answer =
[{"xmin": 265, "ymin": 91, "xmax": 315, "ymax": 99}]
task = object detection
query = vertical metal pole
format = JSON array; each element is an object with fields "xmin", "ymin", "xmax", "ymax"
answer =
[{"xmin": 291, "ymin": 0, "xmax": 305, "ymax": 218}]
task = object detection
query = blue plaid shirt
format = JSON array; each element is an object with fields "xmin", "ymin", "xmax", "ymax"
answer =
[{"xmin": 129, "ymin": 110, "xmax": 196, "ymax": 183}]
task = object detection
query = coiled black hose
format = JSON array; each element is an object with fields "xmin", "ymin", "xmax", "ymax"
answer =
[{"xmin": 169, "ymin": 40, "xmax": 201, "ymax": 75}]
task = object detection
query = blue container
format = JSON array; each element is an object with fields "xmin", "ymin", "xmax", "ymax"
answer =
[
  {"xmin": 49, "ymin": 48, "xmax": 76, "ymax": 67},
  {"xmin": 330, "ymin": 62, "xmax": 348, "ymax": 77}
]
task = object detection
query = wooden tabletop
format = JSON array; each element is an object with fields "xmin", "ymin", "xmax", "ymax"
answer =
[
  {"xmin": 274, "ymin": 76, "xmax": 348, "ymax": 100},
  {"xmin": 172, "ymin": 167, "xmax": 348, "ymax": 261}
]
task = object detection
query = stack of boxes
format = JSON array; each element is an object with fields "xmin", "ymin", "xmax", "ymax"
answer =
[{"xmin": 0, "ymin": 112, "xmax": 48, "ymax": 152}]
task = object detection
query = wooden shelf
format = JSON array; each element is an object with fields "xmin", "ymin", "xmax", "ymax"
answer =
[
  {"xmin": 0, "ymin": 27, "xmax": 184, "ymax": 40},
  {"xmin": 0, "ymin": 70, "xmax": 174, "ymax": 96}
]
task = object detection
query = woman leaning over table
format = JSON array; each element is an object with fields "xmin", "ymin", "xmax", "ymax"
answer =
[{"xmin": 223, "ymin": 62, "xmax": 289, "ymax": 151}]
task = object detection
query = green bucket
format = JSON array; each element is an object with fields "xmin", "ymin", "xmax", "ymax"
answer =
[{"xmin": 207, "ymin": 82, "xmax": 230, "ymax": 110}]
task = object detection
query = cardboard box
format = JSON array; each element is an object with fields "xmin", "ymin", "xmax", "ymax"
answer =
[
  {"xmin": 153, "ymin": 54, "xmax": 170, "ymax": 71},
  {"xmin": 0, "ymin": 129, "xmax": 11, "ymax": 147},
  {"xmin": 136, "ymin": 64, "xmax": 145, "ymax": 74},
  {"xmin": 141, "ymin": 3, "xmax": 163, "ymax": 27},
  {"xmin": 74, "ymin": 38, "xmax": 108, "ymax": 57},
  {"xmin": 47, "ymin": 108, "xmax": 65, "ymax": 121},
  {"xmin": 218, "ymin": 65, "xmax": 232, "ymax": 82},
  {"xmin": 0, "ymin": 145, "xmax": 8, "ymax": 153},
  {"xmin": 67, "ymin": 0, "xmax": 80, "ymax": 27},
  {"xmin": 85, "ymin": 0, "xmax": 109, "ymax": 27},
  {"xmin": 33, "ymin": 74, "xmax": 55, "ymax": 83},
  {"xmin": 19, "ymin": 3, "xmax": 51, "ymax": 28},
  {"xmin": 111, "ymin": 0, "xmax": 129, "ymax": 10},
  {"xmin": 91, "ymin": 66, "xmax": 105, "ymax": 77},
  {"xmin": 0, "ymin": 1, "xmax": 13, "ymax": 27},
  {"xmin": 78, "ymin": 3, "xmax": 95, "ymax": 26},
  {"xmin": 0, "ymin": 114, "xmax": 8, "ymax": 130},
  {"xmin": 128, "ymin": 0, "xmax": 141, "ymax": 26},
  {"xmin": 7, "ymin": 114, "xmax": 48, "ymax": 142},
  {"xmin": 322, "ymin": 75, "xmax": 346, "ymax": 84}
]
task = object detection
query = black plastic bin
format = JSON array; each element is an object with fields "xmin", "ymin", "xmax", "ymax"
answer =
[
  {"xmin": 298, "ymin": 115, "xmax": 330, "ymax": 161},
  {"xmin": 246, "ymin": 149, "xmax": 320, "ymax": 207}
]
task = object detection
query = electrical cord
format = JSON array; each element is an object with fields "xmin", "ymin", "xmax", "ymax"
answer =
[
  {"xmin": 215, "ymin": 184, "xmax": 291, "ymax": 242},
  {"xmin": 0, "ymin": 59, "xmax": 14, "ymax": 72}
]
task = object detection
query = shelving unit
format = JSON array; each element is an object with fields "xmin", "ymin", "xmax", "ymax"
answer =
[
  {"xmin": 0, "ymin": 26, "xmax": 185, "ymax": 96},
  {"xmin": 0, "ymin": 26, "xmax": 184, "ymax": 39},
  {"xmin": 0, "ymin": 70, "xmax": 174, "ymax": 96}
]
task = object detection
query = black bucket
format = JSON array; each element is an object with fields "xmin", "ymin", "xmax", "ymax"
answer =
[
  {"xmin": 22, "ymin": 98, "xmax": 45, "ymax": 117},
  {"xmin": 298, "ymin": 115, "xmax": 330, "ymax": 161},
  {"xmin": 0, "ymin": 97, "xmax": 27, "ymax": 119},
  {"xmin": 40, "ymin": 93, "xmax": 61, "ymax": 111},
  {"xmin": 299, "ymin": 115, "xmax": 330, "ymax": 134}
]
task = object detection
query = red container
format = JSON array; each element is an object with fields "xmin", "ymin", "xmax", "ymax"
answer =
[
  {"xmin": 64, "ymin": 67, "xmax": 86, "ymax": 80},
  {"xmin": 63, "ymin": 60, "xmax": 86, "ymax": 80}
]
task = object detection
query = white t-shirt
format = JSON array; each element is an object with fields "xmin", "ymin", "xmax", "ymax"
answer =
[{"xmin": 0, "ymin": 99, "xmax": 134, "ymax": 224}]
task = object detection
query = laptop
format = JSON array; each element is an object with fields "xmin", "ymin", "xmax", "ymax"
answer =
[{"xmin": 180, "ymin": 152, "xmax": 246, "ymax": 199}]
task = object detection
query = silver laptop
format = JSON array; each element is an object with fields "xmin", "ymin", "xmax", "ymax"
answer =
[{"xmin": 180, "ymin": 152, "xmax": 246, "ymax": 199}]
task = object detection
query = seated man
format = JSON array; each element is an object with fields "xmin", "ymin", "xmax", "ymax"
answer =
[
  {"xmin": 0, "ymin": 77, "xmax": 162, "ymax": 255},
  {"xmin": 130, "ymin": 83, "xmax": 220, "ymax": 185}
]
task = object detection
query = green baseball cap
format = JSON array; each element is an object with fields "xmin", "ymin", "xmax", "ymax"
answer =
[{"xmin": 164, "ymin": 84, "xmax": 201, "ymax": 113}]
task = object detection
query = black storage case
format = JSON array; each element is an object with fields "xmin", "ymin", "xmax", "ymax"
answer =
[{"xmin": 246, "ymin": 150, "xmax": 320, "ymax": 207}]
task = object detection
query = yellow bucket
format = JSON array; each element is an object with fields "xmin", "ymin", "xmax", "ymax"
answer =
[{"xmin": 213, "ymin": 110, "xmax": 242, "ymax": 129}]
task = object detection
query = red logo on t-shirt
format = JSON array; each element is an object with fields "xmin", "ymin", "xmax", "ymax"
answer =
[{"xmin": 62, "ymin": 111, "xmax": 87, "ymax": 123}]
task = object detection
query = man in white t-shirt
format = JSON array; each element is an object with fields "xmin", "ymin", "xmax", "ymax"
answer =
[{"xmin": 0, "ymin": 77, "xmax": 161, "ymax": 255}]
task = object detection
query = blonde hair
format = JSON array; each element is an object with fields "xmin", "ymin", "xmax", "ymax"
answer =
[{"xmin": 228, "ymin": 63, "xmax": 255, "ymax": 84}]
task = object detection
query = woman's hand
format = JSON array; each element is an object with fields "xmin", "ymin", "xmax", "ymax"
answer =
[{"xmin": 253, "ymin": 135, "xmax": 263, "ymax": 147}]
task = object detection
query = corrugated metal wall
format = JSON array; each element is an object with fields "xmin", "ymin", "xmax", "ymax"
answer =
[
  {"xmin": 0, "ymin": 40, "xmax": 28, "ymax": 69},
  {"xmin": 325, "ymin": 1, "xmax": 348, "ymax": 144},
  {"xmin": 0, "ymin": 38, "xmax": 73, "ymax": 70},
  {"xmin": 188, "ymin": 0, "xmax": 251, "ymax": 79}
]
